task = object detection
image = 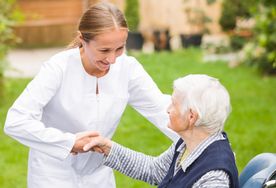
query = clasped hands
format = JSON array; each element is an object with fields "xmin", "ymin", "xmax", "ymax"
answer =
[{"xmin": 71, "ymin": 131, "xmax": 111, "ymax": 156}]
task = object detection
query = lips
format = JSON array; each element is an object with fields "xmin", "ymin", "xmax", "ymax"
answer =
[{"xmin": 98, "ymin": 61, "xmax": 110, "ymax": 69}]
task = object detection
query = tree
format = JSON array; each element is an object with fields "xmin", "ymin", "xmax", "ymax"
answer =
[
  {"xmin": 242, "ymin": 0, "xmax": 276, "ymax": 74},
  {"xmin": 125, "ymin": 0, "xmax": 139, "ymax": 31},
  {"xmin": 219, "ymin": 0, "xmax": 258, "ymax": 31},
  {"xmin": 0, "ymin": 0, "xmax": 23, "ymax": 100}
]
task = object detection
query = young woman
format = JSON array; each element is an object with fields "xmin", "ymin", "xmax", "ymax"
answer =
[{"xmin": 4, "ymin": 2, "xmax": 177, "ymax": 188}]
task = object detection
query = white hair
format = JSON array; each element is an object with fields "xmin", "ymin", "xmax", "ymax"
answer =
[{"xmin": 173, "ymin": 74, "xmax": 231, "ymax": 134}]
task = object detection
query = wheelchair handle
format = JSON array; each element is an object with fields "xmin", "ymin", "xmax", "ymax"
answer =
[{"xmin": 263, "ymin": 180, "xmax": 276, "ymax": 188}]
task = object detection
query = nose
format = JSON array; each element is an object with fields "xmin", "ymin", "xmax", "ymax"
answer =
[
  {"xmin": 106, "ymin": 52, "xmax": 116, "ymax": 64},
  {"xmin": 167, "ymin": 105, "xmax": 171, "ymax": 114}
]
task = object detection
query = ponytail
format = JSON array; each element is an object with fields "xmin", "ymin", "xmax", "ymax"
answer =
[{"xmin": 67, "ymin": 36, "xmax": 82, "ymax": 49}]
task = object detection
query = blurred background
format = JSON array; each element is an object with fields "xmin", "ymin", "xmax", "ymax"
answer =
[
  {"xmin": 5, "ymin": 0, "xmax": 227, "ymax": 49},
  {"xmin": 0, "ymin": 0, "xmax": 275, "ymax": 187}
]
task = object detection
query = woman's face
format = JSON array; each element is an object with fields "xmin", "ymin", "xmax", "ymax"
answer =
[
  {"xmin": 82, "ymin": 28, "xmax": 128, "ymax": 73},
  {"xmin": 167, "ymin": 91, "xmax": 189, "ymax": 133}
]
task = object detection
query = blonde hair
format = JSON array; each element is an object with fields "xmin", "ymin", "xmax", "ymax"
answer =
[{"xmin": 68, "ymin": 2, "xmax": 128, "ymax": 48}]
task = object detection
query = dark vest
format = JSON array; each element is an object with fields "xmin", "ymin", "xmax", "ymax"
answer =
[{"xmin": 158, "ymin": 134, "xmax": 239, "ymax": 188}]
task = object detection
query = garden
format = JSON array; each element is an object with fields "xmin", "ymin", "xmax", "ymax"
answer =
[
  {"xmin": 1, "ymin": 48, "xmax": 276, "ymax": 187},
  {"xmin": 0, "ymin": 0, "xmax": 276, "ymax": 187}
]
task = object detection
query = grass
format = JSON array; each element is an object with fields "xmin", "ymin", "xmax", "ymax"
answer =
[{"xmin": 0, "ymin": 48, "xmax": 276, "ymax": 187}]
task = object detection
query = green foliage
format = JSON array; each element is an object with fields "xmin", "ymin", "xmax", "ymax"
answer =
[
  {"xmin": 242, "ymin": 1, "xmax": 276, "ymax": 74},
  {"xmin": 219, "ymin": 0, "xmax": 258, "ymax": 31},
  {"xmin": 219, "ymin": 0, "xmax": 237, "ymax": 31},
  {"xmin": 0, "ymin": 0, "xmax": 23, "ymax": 77},
  {"xmin": 1, "ymin": 49, "xmax": 276, "ymax": 187},
  {"xmin": 125, "ymin": 0, "xmax": 139, "ymax": 31},
  {"xmin": 206, "ymin": 0, "xmax": 216, "ymax": 4},
  {"xmin": 230, "ymin": 35, "xmax": 250, "ymax": 51}
]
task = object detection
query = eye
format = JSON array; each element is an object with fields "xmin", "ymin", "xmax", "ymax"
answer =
[
  {"xmin": 116, "ymin": 46, "xmax": 124, "ymax": 51},
  {"xmin": 99, "ymin": 49, "xmax": 110, "ymax": 53}
]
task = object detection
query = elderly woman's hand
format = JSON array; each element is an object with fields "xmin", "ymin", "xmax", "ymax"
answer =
[
  {"xmin": 83, "ymin": 135, "xmax": 112, "ymax": 156},
  {"xmin": 71, "ymin": 131, "xmax": 100, "ymax": 155}
]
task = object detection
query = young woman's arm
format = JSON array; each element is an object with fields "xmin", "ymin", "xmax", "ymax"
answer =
[
  {"xmin": 127, "ymin": 57, "xmax": 178, "ymax": 142},
  {"xmin": 4, "ymin": 58, "xmax": 76, "ymax": 160}
]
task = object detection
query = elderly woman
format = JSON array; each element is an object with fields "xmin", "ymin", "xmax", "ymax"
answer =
[{"xmin": 84, "ymin": 74, "xmax": 239, "ymax": 188}]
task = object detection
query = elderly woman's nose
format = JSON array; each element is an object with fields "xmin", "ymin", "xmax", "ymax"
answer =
[{"xmin": 167, "ymin": 105, "xmax": 171, "ymax": 114}]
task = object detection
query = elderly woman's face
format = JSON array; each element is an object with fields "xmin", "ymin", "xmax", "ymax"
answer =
[{"xmin": 167, "ymin": 91, "xmax": 189, "ymax": 133}]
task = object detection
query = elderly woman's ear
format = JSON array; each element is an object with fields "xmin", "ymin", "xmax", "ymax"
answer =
[{"xmin": 188, "ymin": 109, "xmax": 198, "ymax": 127}]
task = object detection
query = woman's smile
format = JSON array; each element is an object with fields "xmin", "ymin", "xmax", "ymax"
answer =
[{"xmin": 98, "ymin": 60, "xmax": 110, "ymax": 70}]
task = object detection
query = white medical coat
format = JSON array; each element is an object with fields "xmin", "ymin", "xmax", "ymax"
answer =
[{"xmin": 4, "ymin": 48, "xmax": 178, "ymax": 188}]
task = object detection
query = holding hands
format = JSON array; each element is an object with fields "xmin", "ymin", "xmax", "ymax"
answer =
[{"xmin": 71, "ymin": 131, "xmax": 112, "ymax": 156}]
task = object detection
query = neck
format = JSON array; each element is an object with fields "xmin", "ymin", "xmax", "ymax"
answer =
[{"xmin": 179, "ymin": 127, "xmax": 210, "ymax": 153}]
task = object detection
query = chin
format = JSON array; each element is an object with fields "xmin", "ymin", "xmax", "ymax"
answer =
[{"xmin": 169, "ymin": 125, "xmax": 179, "ymax": 133}]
